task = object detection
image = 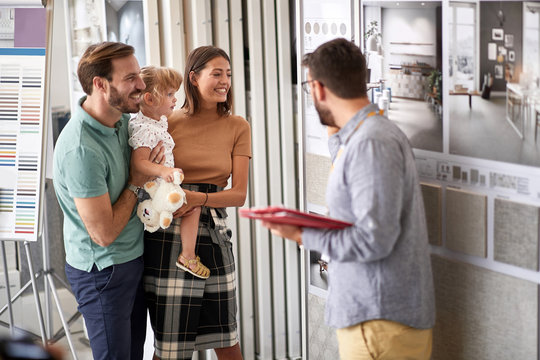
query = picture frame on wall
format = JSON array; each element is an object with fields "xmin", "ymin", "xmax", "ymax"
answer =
[
  {"xmin": 492, "ymin": 28, "xmax": 504, "ymax": 41},
  {"xmin": 488, "ymin": 42, "xmax": 497, "ymax": 60},
  {"xmin": 494, "ymin": 64, "xmax": 503, "ymax": 79},
  {"xmin": 509, "ymin": 50, "xmax": 515, "ymax": 62},
  {"xmin": 504, "ymin": 34, "xmax": 514, "ymax": 48}
]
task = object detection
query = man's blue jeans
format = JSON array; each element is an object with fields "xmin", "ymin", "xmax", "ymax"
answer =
[{"xmin": 65, "ymin": 256, "xmax": 146, "ymax": 360}]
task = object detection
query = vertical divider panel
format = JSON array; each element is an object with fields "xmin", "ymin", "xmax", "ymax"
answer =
[
  {"xmin": 142, "ymin": 0, "xmax": 161, "ymax": 65},
  {"xmin": 246, "ymin": 0, "xmax": 274, "ymax": 358},
  {"xmin": 261, "ymin": 1, "xmax": 287, "ymax": 358},
  {"xmin": 185, "ymin": 0, "xmax": 213, "ymax": 49},
  {"xmin": 228, "ymin": 0, "xmax": 256, "ymax": 358},
  {"xmin": 275, "ymin": 1, "xmax": 302, "ymax": 357}
]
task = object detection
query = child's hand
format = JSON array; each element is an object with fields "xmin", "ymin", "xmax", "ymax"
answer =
[{"xmin": 161, "ymin": 167, "xmax": 184, "ymax": 183}]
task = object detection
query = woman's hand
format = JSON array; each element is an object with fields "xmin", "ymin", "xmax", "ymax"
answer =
[{"xmin": 173, "ymin": 189, "xmax": 202, "ymax": 218}]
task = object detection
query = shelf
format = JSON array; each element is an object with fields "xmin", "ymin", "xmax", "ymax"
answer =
[
  {"xmin": 390, "ymin": 52, "xmax": 435, "ymax": 57},
  {"xmin": 389, "ymin": 64, "xmax": 434, "ymax": 69},
  {"xmin": 390, "ymin": 42, "xmax": 433, "ymax": 45}
]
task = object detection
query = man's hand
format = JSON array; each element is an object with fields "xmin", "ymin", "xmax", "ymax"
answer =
[{"xmin": 261, "ymin": 221, "xmax": 303, "ymax": 246}]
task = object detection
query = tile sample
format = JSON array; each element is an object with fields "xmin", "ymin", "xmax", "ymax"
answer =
[
  {"xmin": 431, "ymin": 255, "xmax": 537, "ymax": 360},
  {"xmin": 306, "ymin": 153, "xmax": 331, "ymax": 207},
  {"xmin": 308, "ymin": 293, "xmax": 340, "ymax": 359},
  {"xmin": 445, "ymin": 188, "xmax": 487, "ymax": 257},
  {"xmin": 421, "ymin": 183, "xmax": 442, "ymax": 245},
  {"xmin": 494, "ymin": 198, "xmax": 539, "ymax": 270}
]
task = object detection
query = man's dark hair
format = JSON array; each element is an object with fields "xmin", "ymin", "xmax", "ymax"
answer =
[
  {"xmin": 302, "ymin": 38, "xmax": 367, "ymax": 99},
  {"xmin": 77, "ymin": 42, "xmax": 135, "ymax": 95}
]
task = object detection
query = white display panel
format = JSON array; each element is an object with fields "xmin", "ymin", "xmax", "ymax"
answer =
[{"xmin": 0, "ymin": 48, "xmax": 45, "ymax": 242}]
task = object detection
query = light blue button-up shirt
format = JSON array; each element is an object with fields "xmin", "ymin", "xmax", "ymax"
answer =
[
  {"xmin": 53, "ymin": 97, "xmax": 143, "ymax": 272},
  {"xmin": 303, "ymin": 104, "xmax": 435, "ymax": 329}
]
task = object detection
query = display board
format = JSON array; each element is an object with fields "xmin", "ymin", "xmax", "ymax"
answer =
[{"xmin": 0, "ymin": 6, "xmax": 48, "ymax": 242}]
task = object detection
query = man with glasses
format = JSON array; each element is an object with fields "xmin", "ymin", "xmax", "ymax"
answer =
[{"xmin": 264, "ymin": 38, "xmax": 435, "ymax": 359}]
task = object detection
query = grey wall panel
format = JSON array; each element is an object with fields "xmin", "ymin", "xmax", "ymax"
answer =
[
  {"xmin": 494, "ymin": 198, "xmax": 539, "ymax": 271},
  {"xmin": 421, "ymin": 183, "xmax": 442, "ymax": 246},
  {"xmin": 308, "ymin": 293, "xmax": 340, "ymax": 360},
  {"xmin": 431, "ymin": 255, "xmax": 538, "ymax": 360},
  {"xmin": 305, "ymin": 153, "xmax": 331, "ymax": 207},
  {"xmin": 445, "ymin": 188, "xmax": 486, "ymax": 257}
]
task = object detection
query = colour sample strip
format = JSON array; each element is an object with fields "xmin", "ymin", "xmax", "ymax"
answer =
[
  {"xmin": 305, "ymin": 153, "xmax": 331, "ymax": 207},
  {"xmin": 494, "ymin": 198, "xmax": 539, "ymax": 271},
  {"xmin": 0, "ymin": 48, "xmax": 45, "ymax": 242},
  {"xmin": 420, "ymin": 183, "xmax": 442, "ymax": 245},
  {"xmin": 445, "ymin": 188, "xmax": 487, "ymax": 257},
  {"xmin": 431, "ymin": 255, "xmax": 537, "ymax": 360}
]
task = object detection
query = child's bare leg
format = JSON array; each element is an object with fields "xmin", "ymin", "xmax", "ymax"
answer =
[
  {"xmin": 179, "ymin": 207, "xmax": 201, "ymax": 260},
  {"xmin": 177, "ymin": 207, "xmax": 210, "ymax": 278}
]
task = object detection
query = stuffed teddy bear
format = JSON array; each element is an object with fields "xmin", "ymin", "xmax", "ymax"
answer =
[{"xmin": 136, "ymin": 171, "xmax": 186, "ymax": 232}]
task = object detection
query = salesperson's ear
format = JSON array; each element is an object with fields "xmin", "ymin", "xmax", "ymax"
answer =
[{"xmin": 312, "ymin": 80, "xmax": 326, "ymax": 101}]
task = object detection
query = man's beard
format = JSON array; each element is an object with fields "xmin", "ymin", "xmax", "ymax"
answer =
[
  {"xmin": 108, "ymin": 84, "xmax": 140, "ymax": 113},
  {"xmin": 314, "ymin": 97, "xmax": 336, "ymax": 127}
]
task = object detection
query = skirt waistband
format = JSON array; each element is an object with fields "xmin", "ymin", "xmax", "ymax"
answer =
[{"xmin": 182, "ymin": 183, "xmax": 223, "ymax": 193}]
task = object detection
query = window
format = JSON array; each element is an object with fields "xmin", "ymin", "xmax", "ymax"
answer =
[{"xmin": 449, "ymin": 2, "xmax": 476, "ymax": 90}]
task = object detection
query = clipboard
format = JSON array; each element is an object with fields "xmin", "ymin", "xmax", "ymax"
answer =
[{"xmin": 239, "ymin": 206, "xmax": 352, "ymax": 229}]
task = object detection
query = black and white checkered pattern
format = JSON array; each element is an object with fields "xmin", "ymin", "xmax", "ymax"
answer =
[{"xmin": 143, "ymin": 184, "xmax": 238, "ymax": 360}]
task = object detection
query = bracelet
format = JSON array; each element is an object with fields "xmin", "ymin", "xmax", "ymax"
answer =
[{"xmin": 202, "ymin": 192, "xmax": 208, "ymax": 207}]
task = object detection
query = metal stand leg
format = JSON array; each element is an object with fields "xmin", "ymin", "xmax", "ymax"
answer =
[
  {"xmin": 24, "ymin": 241, "xmax": 47, "ymax": 345},
  {"xmin": 1, "ymin": 242, "xmax": 15, "ymax": 337}
]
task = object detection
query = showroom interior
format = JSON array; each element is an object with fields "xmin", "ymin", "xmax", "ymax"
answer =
[{"xmin": 1, "ymin": 0, "xmax": 540, "ymax": 359}]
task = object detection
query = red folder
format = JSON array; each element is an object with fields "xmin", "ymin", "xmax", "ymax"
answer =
[{"xmin": 239, "ymin": 206, "xmax": 352, "ymax": 229}]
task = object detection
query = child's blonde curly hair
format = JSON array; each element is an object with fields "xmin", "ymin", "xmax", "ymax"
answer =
[{"xmin": 140, "ymin": 66, "xmax": 183, "ymax": 106}]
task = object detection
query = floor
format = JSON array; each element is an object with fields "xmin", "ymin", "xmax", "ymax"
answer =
[
  {"xmin": 0, "ymin": 287, "xmax": 155, "ymax": 360},
  {"xmin": 449, "ymin": 94, "xmax": 540, "ymax": 167},
  {"xmin": 387, "ymin": 97, "xmax": 443, "ymax": 152}
]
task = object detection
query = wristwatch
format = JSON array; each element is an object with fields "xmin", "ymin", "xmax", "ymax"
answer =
[{"xmin": 128, "ymin": 184, "xmax": 143, "ymax": 199}]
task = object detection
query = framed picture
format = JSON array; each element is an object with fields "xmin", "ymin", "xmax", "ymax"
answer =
[
  {"xmin": 509, "ymin": 50, "xmax": 515, "ymax": 62},
  {"xmin": 492, "ymin": 28, "xmax": 504, "ymax": 41},
  {"xmin": 488, "ymin": 43, "xmax": 496, "ymax": 60},
  {"xmin": 494, "ymin": 64, "xmax": 503, "ymax": 79},
  {"xmin": 504, "ymin": 34, "xmax": 514, "ymax": 48}
]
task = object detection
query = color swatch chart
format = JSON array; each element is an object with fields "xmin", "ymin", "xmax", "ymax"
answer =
[{"xmin": 0, "ymin": 48, "xmax": 45, "ymax": 242}]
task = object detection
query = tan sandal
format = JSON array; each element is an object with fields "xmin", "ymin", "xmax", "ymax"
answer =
[{"xmin": 176, "ymin": 255, "xmax": 210, "ymax": 279}]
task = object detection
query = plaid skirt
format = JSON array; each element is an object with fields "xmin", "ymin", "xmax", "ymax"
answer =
[{"xmin": 143, "ymin": 183, "xmax": 238, "ymax": 360}]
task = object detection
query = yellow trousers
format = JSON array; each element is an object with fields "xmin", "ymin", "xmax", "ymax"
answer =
[{"xmin": 336, "ymin": 319, "xmax": 433, "ymax": 360}]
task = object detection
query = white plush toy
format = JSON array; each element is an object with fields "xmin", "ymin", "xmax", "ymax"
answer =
[{"xmin": 136, "ymin": 171, "xmax": 186, "ymax": 232}]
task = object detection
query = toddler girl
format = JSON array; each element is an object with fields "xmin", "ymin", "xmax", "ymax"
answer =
[{"xmin": 128, "ymin": 66, "xmax": 210, "ymax": 279}]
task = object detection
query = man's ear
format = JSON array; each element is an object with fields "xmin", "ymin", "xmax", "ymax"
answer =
[
  {"xmin": 313, "ymin": 80, "xmax": 326, "ymax": 101},
  {"xmin": 93, "ymin": 76, "xmax": 107, "ymax": 93}
]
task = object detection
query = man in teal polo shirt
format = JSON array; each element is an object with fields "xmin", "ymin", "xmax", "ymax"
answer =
[{"xmin": 53, "ymin": 42, "xmax": 160, "ymax": 360}]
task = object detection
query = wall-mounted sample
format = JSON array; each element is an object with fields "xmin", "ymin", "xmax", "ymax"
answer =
[
  {"xmin": 306, "ymin": 153, "xmax": 331, "ymax": 207},
  {"xmin": 363, "ymin": 1, "xmax": 442, "ymax": 153},
  {"xmin": 445, "ymin": 188, "xmax": 487, "ymax": 257},
  {"xmin": 420, "ymin": 183, "xmax": 442, "ymax": 245},
  {"xmin": 449, "ymin": 1, "xmax": 540, "ymax": 167},
  {"xmin": 494, "ymin": 198, "xmax": 539, "ymax": 270},
  {"xmin": 308, "ymin": 294, "xmax": 340, "ymax": 359},
  {"xmin": 431, "ymin": 255, "xmax": 537, "ymax": 360}
]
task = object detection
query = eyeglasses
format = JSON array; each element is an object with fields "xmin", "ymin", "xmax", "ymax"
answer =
[{"xmin": 301, "ymin": 79, "xmax": 319, "ymax": 95}]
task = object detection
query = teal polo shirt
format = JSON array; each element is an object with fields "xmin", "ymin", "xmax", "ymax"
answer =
[{"xmin": 53, "ymin": 96, "xmax": 143, "ymax": 272}]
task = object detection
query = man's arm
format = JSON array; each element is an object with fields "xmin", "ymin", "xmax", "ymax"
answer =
[
  {"xmin": 74, "ymin": 190, "xmax": 137, "ymax": 247},
  {"xmin": 74, "ymin": 142, "xmax": 165, "ymax": 247}
]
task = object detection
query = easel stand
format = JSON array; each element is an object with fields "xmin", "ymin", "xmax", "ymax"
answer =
[{"xmin": 0, "ymin": 204, "xmax": 79, "ymax": 359}]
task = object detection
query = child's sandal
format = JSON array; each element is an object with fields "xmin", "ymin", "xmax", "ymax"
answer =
[{"xmin": 176, "ymin": 255, "xmax": 210, "ymax": 279}]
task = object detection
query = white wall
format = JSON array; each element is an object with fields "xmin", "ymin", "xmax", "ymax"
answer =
[
  {"xmin": 381, "ymin": 7, "xmax": 438, "ymax": 76},
  {"xmin": 50, "ymin": 0, "xmax": 70, "ymax": 110}
]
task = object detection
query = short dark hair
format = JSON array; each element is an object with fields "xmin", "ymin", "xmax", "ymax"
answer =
[
  {"xmin": 302, "ymin": 38, "xmax": 367, "ymax": 98},
  {"xmin": 182, "ymin": 46, "xmax": 232, "ymax": 116},
  {"xmin": 77, "ymin": 42, "xmax": 135, "ymax": 95}
]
